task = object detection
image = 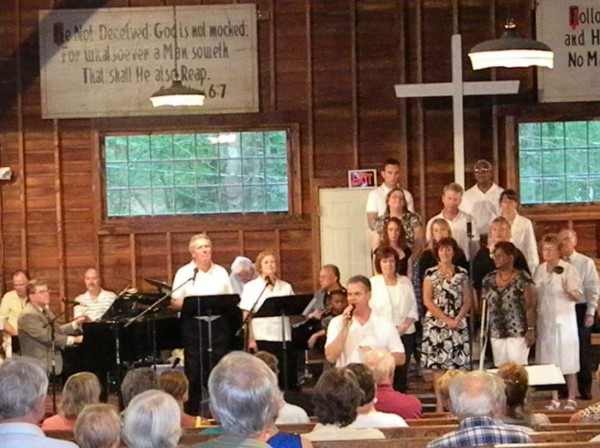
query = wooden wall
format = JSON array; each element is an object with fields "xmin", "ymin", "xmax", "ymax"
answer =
[{"xmin": 1, "ymin": 0, "xmax": 600, "ymax": 310}]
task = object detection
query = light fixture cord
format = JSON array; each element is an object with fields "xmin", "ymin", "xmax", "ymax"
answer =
[{"xmin": 172, "ymin": 5, "xmax": 179, "ymax": 80}]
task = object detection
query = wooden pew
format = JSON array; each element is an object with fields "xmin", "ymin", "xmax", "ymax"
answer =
[
  {"xmin": 45, "ymin": 430, "xmax": 76, "ymax": 442},
  {"xmin": 495, "ymin": 442, "xmax": 600, "ymax": 448},
  {"xmin": 381, "ymin": 425, "xmax": 457, "ymax": 438},
  {"xmin": 537, "ymin": 424, "xmax": 600, "ymax": 432},
  {"xmin": 406, "ymin": 417, "xmax": 459, "ymax": 426},
  {"xmin": 530, "ymin": 431, "xmax": 578, "ymax": 442},
  {"xmin": 313, "ymin": 438, "xmax": 433, "ymax": 448}
]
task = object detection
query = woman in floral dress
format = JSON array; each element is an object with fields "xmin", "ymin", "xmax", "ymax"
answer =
[{"xmin": 421, "ymin": 237, "xmax": 472, "ymax": 412}]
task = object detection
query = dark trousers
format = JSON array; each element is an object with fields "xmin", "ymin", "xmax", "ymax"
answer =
[
  {"xmin": 394, "ymin": 332, "xmax": 416, "ymax": 393},
  {"xmin": 257, "ymin": 340, "xmax": 299, "ymax": 391},
  {"xmin": 183, "ymin": 317, "xmax": 232, "ymax": 416},
  {"xmin": 576, "ymin": 303, "xmax": 593, "ymax": 397}
]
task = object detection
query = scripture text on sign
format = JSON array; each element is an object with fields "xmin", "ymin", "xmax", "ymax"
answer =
[
  {"xmin": 39, "ymin": 5, "xmax": 258, "ymax": 118},
  {"xmin": 537, "ymin": 1, "xmax": 600, "ymax": 102}
]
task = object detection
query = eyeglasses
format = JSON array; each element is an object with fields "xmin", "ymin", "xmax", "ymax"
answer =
[{"xmin": 474, "ymin": 167, "xmax": 491, "ymax": 173}]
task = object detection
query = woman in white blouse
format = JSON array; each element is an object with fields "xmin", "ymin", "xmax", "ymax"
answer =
[
  {"xmin": 370, "ymin": 246, "xmax": 418, "ymax": 392},
  {"xmin": 534, "ymin": 233, "xmax": 582, "ymax": 411},
  {"xmin": 239, "ymin": 250, "xmax": 295, "ymax": 387},
  {"xmin": 500, "ymin": 189, "xmax": 539, "ymax": 273}
]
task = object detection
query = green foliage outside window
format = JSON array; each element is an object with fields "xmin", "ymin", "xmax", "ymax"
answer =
[
  {"xmin": 104, "ymin": 131, "xmax": 289, "ymax": 217},
  {"xmin": 518, "ymin": 120, "xmax": 600, "ymax": 205}
]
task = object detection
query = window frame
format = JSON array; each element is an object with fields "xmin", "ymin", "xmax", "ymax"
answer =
[
  {"xmin": 501, "ymin": 103, "xmax": 600, "ymax": 222},
  {"xmin": 93, "ymin": 122, "xmax": 303, "ymax": 233}
]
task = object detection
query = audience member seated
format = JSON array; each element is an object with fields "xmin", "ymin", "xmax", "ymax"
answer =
[
  {"xmin": 304, "ymin": 367, "xmax": 385, "ymax": 441},
  {"xmin": 42, "ymin": 371, "xmax": 101, "ymax": 431},
  {"xmin": 346, "ymin": 363, "xmax": 408, "ymax": 429},
  {"xmin": 74, "ymin": 404, "xmax": 121, "ymax": 448},
  {"xmin": 571, "ymin": 364, "xmax": 600, "ymax": 423},
  {"xmin": 190, "ymin": 351, "xmax": 312, "ymax": 448},
  {"xmin": 0, "ymin": 357, "xmax": 77, "ymax": 448},
  {"xmin": 159, "ymin": 369, "xmax": 207, "ymax": 428},
  {"xmin": 362, "ymin": 349, "xmax": 422, "ymax": 419},
  {"xmin": 122, "ymin": 390, "xmax": 182, "ymax": 448},
  {"xmin": 426, "ymin": 371, "xmax": 532, "ymax": 448},
  {"xmin": 435, "ymin": 370, "xmax": 466, "ymax": 414},
  {"xmin": 254, "ymin": 351, "xmax": 310, "ymax": 424},
  {"xmin": 497, "ymin": 362, "xmax": 549, "ymax": 429},
  {"xmin": 121, "ymin": 367, "xmax": 159, "ymax": 408}
]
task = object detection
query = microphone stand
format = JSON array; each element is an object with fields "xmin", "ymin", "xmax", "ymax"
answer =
[
  {"xmin": 124, "ymin": 270, "xmax": 196, "ymax": 371},
  {"xmin": 237, "ymin": 278, "xmax": 271, "ymax": 351},
  {"xmin": 43, "ymin": 303, "xmax": 74, "ymax": 414},
  {"xmin": 466, "ymin": 218, "xmax": 475, "ymax": 370}
]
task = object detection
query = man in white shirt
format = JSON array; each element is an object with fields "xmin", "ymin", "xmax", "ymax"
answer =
[
  {"xmin": 425, "ymin": 182, "xmax": 480, "ymax": 261},
  {"xmin": 0, "ymin": 270, "xmax": 29, "ymax": 357},
  {"xmin": 460, "ymin": 160, "xmax": 504, "ymax": 237},
  {"xmin": 73, "ymin": 269, "xmax": 117, "ymax": 322},
  {"xmin": 171, "ymin": 233, "xmax": 234, "ymax": 415},
  {"xmin": 325, "ymin": 275, "xmax": 405, "ymax": 367},
  {"xmin": 366, "ymin": 158, "xmax": 415, "ymax": 230},
  {"xmin": 559, "ymin": 229, "xmax": 600, "ymax": 401}
]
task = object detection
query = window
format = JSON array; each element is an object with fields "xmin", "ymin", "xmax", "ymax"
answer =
[
  {"xmin": 103, "ymin": 130, "xmax": 289, "ymax": 217},
  {"xmin": 518, "ymin": 120, "xmax": 600, "ymax": 205}
]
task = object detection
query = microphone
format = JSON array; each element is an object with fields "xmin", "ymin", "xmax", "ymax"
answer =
[
  {"xmin": 191, "ymin": 268, "xmax": 198, "ymax": 283},
  {"xmin": 349, "ymin": 304, "xmax": 355, "ymax": 318},
  {"xmin": 62, "ymin": 298, "xmax": 80, "ymax": 305},
  {"xmin": 171, "ymin": 357, "xmax": 181, "ymax": 369},
  {"xmin": 466, "ymin": 216, "xmax": 473, "ymax": 239}
]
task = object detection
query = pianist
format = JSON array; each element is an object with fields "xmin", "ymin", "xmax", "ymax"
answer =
[
  {"xmin": 18, "ymin": 279, "xmax": 85, "ymax": 376},
  {"xmin": 73, "ymin": 269, "xmax": 117, "ymax": 322},
  {"xmin": 170, "ymin": 233, "xmax": 234, "ymax": 416}
]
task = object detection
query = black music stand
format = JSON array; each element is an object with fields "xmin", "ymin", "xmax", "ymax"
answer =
[
  {"xmin": 180, "ymin": 294, "xmax": 241, "ymax": 415},
  {"xmin": 253, "ymin": 294, "xmax": 313, "ymax": 390}
]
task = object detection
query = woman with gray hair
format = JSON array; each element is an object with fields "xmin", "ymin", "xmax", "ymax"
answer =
[
  {"xmin": 42, "ymin": 371, "xmax": 101, "ymax": 431},
  {"xmin": 74, "ymin": 404, "xmax": 121, "ymax": 448},
  {"xmin": 122, "ymin": 390, "xmax": 182, "ymax": 448}
]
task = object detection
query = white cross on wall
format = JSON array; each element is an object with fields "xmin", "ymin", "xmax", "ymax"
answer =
[{"xmin": 395, "ymin": 34, "xmax": 520, "ymax": 186}]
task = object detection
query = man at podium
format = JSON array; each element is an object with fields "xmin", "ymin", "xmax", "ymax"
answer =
[{"xmin": 170, "ymin": 233, "xmax": 234, "ymax": 416}]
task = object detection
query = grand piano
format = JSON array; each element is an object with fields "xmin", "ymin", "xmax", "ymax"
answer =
[{"xmin": 65, "ymin": 292, "xmax": 182, "ymax": 385}]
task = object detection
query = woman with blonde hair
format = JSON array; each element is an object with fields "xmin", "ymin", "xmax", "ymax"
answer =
[
  {"xmin": 42, "ymin": 371, "xmax": 101, "ymax": 431},
  {"xmin": 497, "ymin": 362, "xmax": 549, "ymax": 426},
  {"xmin": 239, "ymin": 250, "xmax": 296, "ymax": 388},
  {"xmin": 159, "ymin": 370, "xmax": 207, "ymax": 428},
  {"xmin": 414, "ymin": 218, "xmax": 468, "ymax": 317}
]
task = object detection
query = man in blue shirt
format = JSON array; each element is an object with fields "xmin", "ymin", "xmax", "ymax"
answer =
[
  {"xmin": 0, "ymin": 358, "xmax": 77, "ymax": 448},
  {"xmin": 427, "ymin": 371, "xmax": 531, "ymax": 448}
]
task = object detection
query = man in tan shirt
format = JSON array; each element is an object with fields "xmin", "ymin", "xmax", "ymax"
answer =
[{"xmin": 0, "ymin": 270, "xmax": 29, "ymax": 357}]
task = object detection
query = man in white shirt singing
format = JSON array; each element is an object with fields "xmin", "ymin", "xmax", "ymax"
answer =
[{"xmin": 325, "ymin": 275, "xmax": 405, "ymax": 367}]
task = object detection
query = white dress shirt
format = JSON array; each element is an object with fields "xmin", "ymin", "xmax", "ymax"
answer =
[
  {"xmin": 239, "ymin": 277, "xmax": 294, "ymax": 341},
  {"xmin": 565, "ymin": 250, "xmax": 600, "ymax": 316},
  {"xmin": 460, "ymin": 183, "xmax": 503, "ymax": 235},
  {"xmin": 510, "ymin": 214, "xmax": 539, "ymax": 274},
  {"xmin": 325, "ymin": 313, "xmax": 404, "ymax": 367}
]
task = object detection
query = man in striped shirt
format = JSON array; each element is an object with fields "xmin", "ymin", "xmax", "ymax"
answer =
[{"xmin": 73, "ymin": 268, "xmax": 117, "ymax": 321}]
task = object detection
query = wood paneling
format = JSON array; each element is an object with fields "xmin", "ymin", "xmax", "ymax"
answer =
[{"xmin": 2, "ymin": 0, "xmax": 600, "ymax": 306}]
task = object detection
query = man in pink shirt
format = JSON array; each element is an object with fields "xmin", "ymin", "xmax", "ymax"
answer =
[{"xmin": 363, "ymin": 348, "xmax": 422, "ymax": 420}]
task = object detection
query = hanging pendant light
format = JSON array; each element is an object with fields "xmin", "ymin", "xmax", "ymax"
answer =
[
  {"xmin": 150, "ymin": 6, "xmax": 205, "ymax": 107},
  {"xmin": 468, "ymin": 19, "xmax": 554, "ymax": 70}
]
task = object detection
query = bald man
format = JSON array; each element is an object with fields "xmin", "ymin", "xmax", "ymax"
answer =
[
  {"xmin": 73, "ymin": 269, "xmax": 117, "ymax": 321},
  {"xmin": 559, "ymin": 229, "xmax": 600, "ymax": 400}
]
